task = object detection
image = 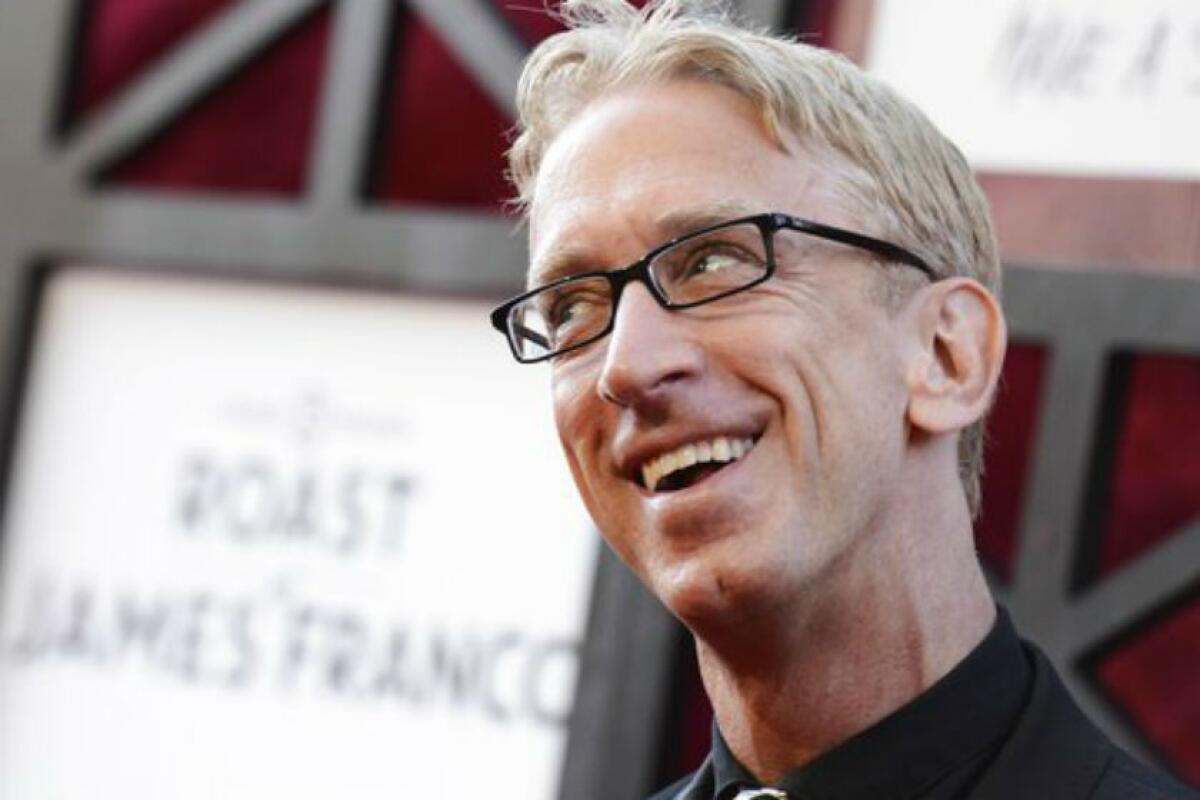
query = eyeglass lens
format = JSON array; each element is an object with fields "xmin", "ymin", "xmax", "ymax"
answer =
[{"xmin": 509, "ymin": 221, "xmax": 770, "ymax": 360}]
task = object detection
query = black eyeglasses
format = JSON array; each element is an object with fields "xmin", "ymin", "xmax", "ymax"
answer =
[{"xmin": 490, "ymin": 212, "xmax": 935, "ymax": 363}]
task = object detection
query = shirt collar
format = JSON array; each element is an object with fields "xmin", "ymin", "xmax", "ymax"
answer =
[{"xmin": 710, "ymin": 607, "xmax": 1031, "ymax": 800}]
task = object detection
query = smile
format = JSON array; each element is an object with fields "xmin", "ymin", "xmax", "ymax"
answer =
[{"xmin": 641, "ymin": 435, "xmax": 758, "ymax": 493}]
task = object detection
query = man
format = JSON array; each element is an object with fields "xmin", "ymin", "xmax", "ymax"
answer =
[{"xmin": 490, "ymin": 2, "xmax": 1198, "ymax": 798}]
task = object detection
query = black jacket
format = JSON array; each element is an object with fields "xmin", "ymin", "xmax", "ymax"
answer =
[{"xmin": 650, "ymin": 645, "xmax": 1198, "ymax": 799}]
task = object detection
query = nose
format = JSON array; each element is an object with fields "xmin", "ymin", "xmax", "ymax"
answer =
[{"xmin": 597, "ymin": 282, "xmax": 704, "ymax": 411}]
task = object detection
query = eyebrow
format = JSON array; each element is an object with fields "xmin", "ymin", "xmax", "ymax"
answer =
[
  {"xmin": 528, "ymin": 201, "xmax": 767, "ymax": 289},
  {"xmin": 653, "ymin": 201, "xmax": 764, "ymax": 239},
  {"xmin": 527, "ymin": 244, "xmax": 596, "ymax": 290}
]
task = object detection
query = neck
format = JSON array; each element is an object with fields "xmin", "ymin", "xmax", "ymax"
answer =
[{"xmin": 696, "ymin": 488, "xmax": 995, "ymax": 784}]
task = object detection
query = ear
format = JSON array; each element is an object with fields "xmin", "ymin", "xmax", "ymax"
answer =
[{"xmin": 905, "ymin": 278, "xmax": 1007, "ymax": 435}]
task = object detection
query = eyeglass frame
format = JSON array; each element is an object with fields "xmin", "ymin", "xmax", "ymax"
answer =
[{"xmin": 490, "ymin": 211, "xmax": 936, "ymax": 364}]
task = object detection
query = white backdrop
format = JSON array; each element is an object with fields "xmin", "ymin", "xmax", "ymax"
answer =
[
  {"xmin": 868, "ymin": 0, "xmax": 1200, "ymax": 180},
  {"xmin": 0, "ymin": 267, "xmax": 596, "ymax": 799}
]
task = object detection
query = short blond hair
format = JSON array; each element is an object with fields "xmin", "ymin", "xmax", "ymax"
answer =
[{"xmin": 508, "ymin": 0, "xmax": 1001, "ymax": 518}]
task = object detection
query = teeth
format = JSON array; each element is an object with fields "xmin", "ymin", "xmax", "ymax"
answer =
[
  {"xmin": 679, "ymin": 444, "xmax": 697, "ymax": 470},
  {"xmin": 640, "ymin": 435, "xmax": 757, "ymax": 491}
]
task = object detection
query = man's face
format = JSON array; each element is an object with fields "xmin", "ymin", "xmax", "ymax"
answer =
[{"xmin": 528, "ymin": 81, "xmax": 915, "ymax": 626}]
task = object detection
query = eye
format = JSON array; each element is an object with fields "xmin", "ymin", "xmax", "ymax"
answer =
[
  {"xmin": 545, "ymin": 286, "xmax": 609, "ymax": 343},
  {"xmin": 550, "ymin": 296, "xmax": 587, "ymax": 326},
  {"xmin": 675, "ymin": 244, "xmax": 761, "ymax": 283},
  {"xmin": 647, "ymin": 222, "xmax": 770, "ymax": 305},
  {"xmin": 687, "ymin": 251, "xmax": 745, "ymax": 276}
]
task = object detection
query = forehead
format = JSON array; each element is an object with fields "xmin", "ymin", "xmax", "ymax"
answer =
[{"xmin": 527, "ymin": 81, "xmax": 845, "ymax": 286}]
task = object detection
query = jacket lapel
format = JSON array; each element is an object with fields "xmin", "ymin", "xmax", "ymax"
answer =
[
  {"xmin": 673, "ymin": 754, "xmax": 715, "ymax": 800},
  {"xmin": 970, "ymin": 644, "xmax": 1112, "ymax": 799}
]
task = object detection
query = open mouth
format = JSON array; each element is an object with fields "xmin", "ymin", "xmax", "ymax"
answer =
[{"xmin": 640, "ymin": 435, "xmax": 759, "ymax": 493}]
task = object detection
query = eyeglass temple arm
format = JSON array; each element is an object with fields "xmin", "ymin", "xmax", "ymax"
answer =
[
  {"xmin": 776, "ymin": 215, "xmax": 936, "ymax": 279},
  {"xmin": 512, "ymin": 320, "xmax": 551, "ymax": 350}
]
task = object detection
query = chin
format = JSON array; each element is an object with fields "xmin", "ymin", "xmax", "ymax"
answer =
[{"xmin": 654, "ymin": 550, "xmax": 785, "ymax": 636}]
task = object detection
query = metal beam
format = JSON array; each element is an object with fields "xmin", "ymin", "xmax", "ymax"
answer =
[
  {"xmin": 309, "ymin": 0, "xmax": 394, "ymax": 210},
  {"xmin": 28, "ymin": 194, "xmax": 528, "ymax": 295},
  {"xmin": 0, "ymin": 0, "xmax": 75, "ymax": 153},
  {"xmin": 1007, "ymin": 331, "xmax": 1108, "ymax": 645},
  {"xmin": 1065, "ymin": 522, "xmax": 1200, "ymax": 656},
  {"xmin": 559, "ymin": 544, "xmax": 681, "ymax": 800},
  {"xmin": 57, "ymin": 0, "xmax": 322, "ymax": 184},
  {"xmin": 405, "ymin": 0, "xmax": 526, "ymax": 119}
]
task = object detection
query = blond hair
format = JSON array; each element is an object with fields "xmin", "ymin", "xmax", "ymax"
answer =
[{"xmin": 508, "ymin": 0, "xmax": 1001, "ymax": 517}]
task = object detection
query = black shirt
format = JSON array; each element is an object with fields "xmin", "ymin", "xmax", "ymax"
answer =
[
  {"xmin": 708, "ymin": 607, "xmax": 1031, "ymax": 800},
  {"xmin": 652, "ymin": 607, "xmax": 1198, "ymax": 800}
]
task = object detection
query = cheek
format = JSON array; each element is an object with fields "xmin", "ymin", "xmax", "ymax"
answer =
[
  {"xmin": 739, "ymin": 324, "xmax": 823, "ymax": 443},
  {"xmin": 551, "ymin": 365, "xmax": 594, "ymax": 442},
  {"xmin": 551, "ymin": 366, "xmax": 606, "ymax": 490},
  {"xmin": 747, "ymin": 315, "xmax": 892, "ymax": 485}
]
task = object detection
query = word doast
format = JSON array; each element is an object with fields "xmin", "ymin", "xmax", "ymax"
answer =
[{"xmin": 4, "ymin": 572, "xmax": 576, "ymax": 728}]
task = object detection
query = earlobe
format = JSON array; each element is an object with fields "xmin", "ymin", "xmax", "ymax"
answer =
[{"xmin": 906, "ymin": 279, "xmax": 1007, "ymax": 435}]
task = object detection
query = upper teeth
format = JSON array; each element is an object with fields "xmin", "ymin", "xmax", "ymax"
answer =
[{"xmin": 641, "ymin": 436, "xmax": 755, "ymax": 492}]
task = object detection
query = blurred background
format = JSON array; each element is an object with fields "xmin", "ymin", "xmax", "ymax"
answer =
[{"xmin": 0, "ymin": 1, "xmax": 1196, "ymax": 798}]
